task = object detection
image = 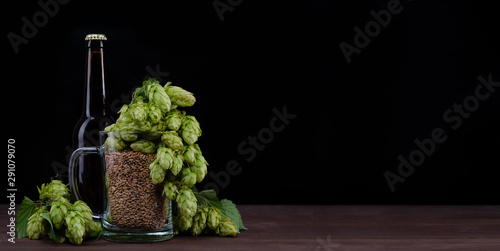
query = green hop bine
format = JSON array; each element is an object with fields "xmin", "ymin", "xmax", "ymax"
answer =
[{"xmin": 165, "ymin": 82, "xmax": 196, "ymax": 107}]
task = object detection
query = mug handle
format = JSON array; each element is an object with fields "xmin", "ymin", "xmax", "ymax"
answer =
[{"xmin": 68, "ymin": 146, "xmax": 102, "ymax": 221}]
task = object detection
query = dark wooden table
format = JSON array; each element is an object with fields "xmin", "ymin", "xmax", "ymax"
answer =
[{"xmin": 2, "ymin": 204, "xmax": 500, "ymax": 250}]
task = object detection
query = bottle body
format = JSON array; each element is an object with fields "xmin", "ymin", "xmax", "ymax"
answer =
[{"xmin": 72, "ymin": 34, "xmax": 113, "ymax": 214}]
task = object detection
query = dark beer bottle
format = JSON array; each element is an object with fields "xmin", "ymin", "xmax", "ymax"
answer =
[{"xmin": 72, "ymin": 34, "xmax": 114, "ymax": 214}]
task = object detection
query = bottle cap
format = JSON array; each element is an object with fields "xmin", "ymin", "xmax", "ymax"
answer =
[{"xmin": 85, "ymin": 34, "xmax": 107, "ymax": 41}]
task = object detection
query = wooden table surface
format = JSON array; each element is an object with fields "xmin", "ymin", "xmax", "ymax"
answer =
[{"xmin": 2, "ymin": 204, "xmax": 500, "ymax": 250}]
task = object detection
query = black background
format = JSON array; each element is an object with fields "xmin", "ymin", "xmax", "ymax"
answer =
[{"xmin": 3, "ymin": 0, "xmax": 500, "ymax": 205}]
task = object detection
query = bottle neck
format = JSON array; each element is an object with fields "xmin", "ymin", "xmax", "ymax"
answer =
[{"xmin": 84, "ymin": 40, "xmax": 109, "ymax": 118}]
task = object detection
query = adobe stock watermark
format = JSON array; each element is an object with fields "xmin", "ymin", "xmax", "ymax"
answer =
[
  {"xmin": 204, "ymin": 106, "xmax": 297, "ymax": 194},
  {"xmin": 315, "ymin": 235, "xmax": 341, "ymax": 251},
  {"xmin": 7, "ymin": 0, "xmax": 71, "ymax": 54},
  {"xmin": 339, "ymin": 0, "xmax": 412, "ymax": 64},
  {"xmin": 51, "ymin": 64, "xmax": 170, "ymax": 178},
  {"xmin": 212, "ymin": 0, "xmax": 243, "ymax": 22},
  {"xmin": 384, "ymin": 74, "xmax": 500, "ymax": 192}
]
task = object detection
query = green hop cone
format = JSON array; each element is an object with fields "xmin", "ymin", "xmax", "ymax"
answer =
[
  {"xmin": 183, "ymin": 144, "xmax": 199, "ymax": 165},
  {"xmin": 181, "ymin": 168, "xmax": 197, "ymax": 188},
  {"xmin": 115, "ymin": 108, "xmax": 134, "ymax": 126},
  {"xmin": 148, "ymin": 103, "xmax": 163, "ymax": 124},
  {"xmin": 128, "ymin": 97, "xmax": 149, "ymax": 122},
  {"xmin": 85, "ymin": 221, "xmax": 102, "ymax": 238},
  {"xmin": 171, "ymin": 153, "xmax": 183, "ymax": 176},
  {"xmin": 181, "ymin": 116, "xmax": 202, "ymax": 145},
  {"xmin": 175, "ymin": 216, "xmax": 193, "ymax": 233},
  {"xmin": 50, "ymin": 200, "xmax": 70, "ymax": 229},
  {"xmin": 120, "ymin": 120, "xmax": 152, "ymax": 132},
  {"xmin": 38, "ymin": 180, "xmax": 70, "ymax": 202},
  {"xmin": 64, "ymin": 210, "xmax": 86, "ymax": 245},
  {"xmin": 191, "ymin": 207, "xmax": 208, "ymax": 236},
  {"xmin": 157, "ymin": 147, "xmax": 174, "ymax": 171},
  {"xmin": 151, "ymin": 119, "xmax": 167, "ymax": 132},
  {"xmin": 130, "ymin": 140, "xmax": 156, "ymax": 154},
  {"xmin": 149, "ymin": 159, "xmax": 167, "ymax": 184},
  {"xmin": 27, "ymin": 206, "xmax": 49, "ymax": 240},
  {"xmin": 206, "ymin": 207, "xmax": 222, "ymax": 231},
  {"xmin": 104, "ymin": 136, "xmax": 127, "ymax": 151},
  {"xmin": 216, "ymin": 217, "xmax": 238, "ymax": 237},
  {"xmin": 162, "ymin": 181, "xmax": 179, "ymax": 201},
  {"xmin": 176, "ymin": 188, "xmax": 197, "ymax": 219},
  {"xmin": 161, "ymin": 131, "xmax": 184, "ymax": 150},
  {"xmin": 147, "ymin": 82, "xmax": 171, "ymax": 114},
  {"xmin": 165, "ymin": 109, "xmax": 184, "ymax": 131},
  {"xmin": 182, "ymin": 129, "xmax": 199, "ymax": 146},
  {"xmin": 190, "ymin": 164, "xmax": 207, "ymax": 183},
  {"xmin": 72, "ymin": 201, "xmax": 93, "ymax": 226},
  {"xmin": 165, "ymin": 82, "xmax": 196, "ymax": 107}
]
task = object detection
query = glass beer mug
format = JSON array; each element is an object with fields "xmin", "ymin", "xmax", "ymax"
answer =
[{"xmin": 68, "ymin": 131, "xmax": 173, "ymax": 242}]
